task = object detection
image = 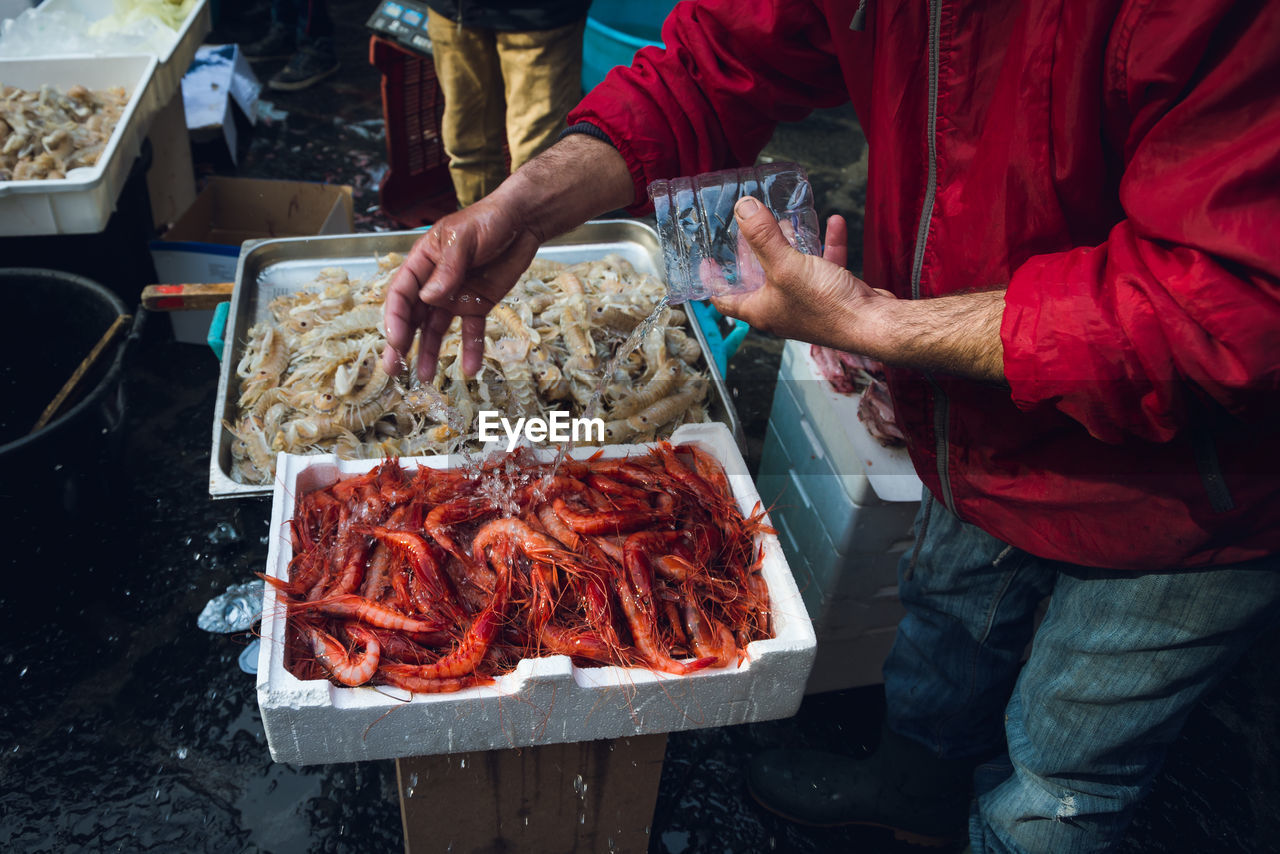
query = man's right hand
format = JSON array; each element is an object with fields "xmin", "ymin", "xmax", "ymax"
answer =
[{"xmin": 381, "ymin": 133, "xmax": 636, "ymax": 382}]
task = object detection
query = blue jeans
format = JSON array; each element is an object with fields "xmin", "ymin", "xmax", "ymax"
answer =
[{"xmin": 882, "ymin": 493, "xmax": 1280, "ymax": 853}]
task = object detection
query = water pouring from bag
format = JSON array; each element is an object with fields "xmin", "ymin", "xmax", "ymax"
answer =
[{"xmin": 649, "ymin": 162, "xmax": 822, "ymax": 304}]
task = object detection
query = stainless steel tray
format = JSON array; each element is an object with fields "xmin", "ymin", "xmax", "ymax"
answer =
[{"xmin": 210, "ymin": 219, "xmax": 745, "ymax": 498}]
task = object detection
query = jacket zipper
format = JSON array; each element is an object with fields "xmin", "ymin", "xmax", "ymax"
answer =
[{"xmin": 910, "ymin": 0, "xmax": 956, "ymax": 515}]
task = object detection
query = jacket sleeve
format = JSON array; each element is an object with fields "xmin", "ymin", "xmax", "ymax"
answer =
[
  {"xmin": 1000, "ymin": 0, "xmax": 1280, "ymax": 444},
  {"xmin": 566, "ymin": 0, "xmax": 848, "ymax": 214}
]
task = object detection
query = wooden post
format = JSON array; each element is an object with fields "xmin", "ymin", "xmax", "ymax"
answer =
[{"xmin": 397, "ymin": 734, "xmax": 667, "ymax": 854}]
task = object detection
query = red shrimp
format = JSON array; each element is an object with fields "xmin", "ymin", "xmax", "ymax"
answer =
[
  {"xmin": 612, "ymin": 578, "xmax": 715, "ymax": 676},
  {"xmin": 516, "ymin": 474, "xmax": 586, "ymax": 505},
  {"xmin": 376, "ymin": 664, "xmax": 494, "ymax": 693},
  {"xmin": 373, "ymin": 458, "xmax": 414, "ymax": 503},
  {"xmin": 679, "ymin": 443, "xmax": 733, "ymax": 502},
  {"xmin": 308, "ymin": 624, "xmax": 381, "ymax": 686},
  {"xmin": 424, "ymin": 498, "xmax": 495, "ymax": 567},
  {"xmin": 364, "ymin": 627, "xmax": 453, "ymax": 661},
  {"xmin": 473, "ymin": 518, "xmax": 568, "ymax": 637},
  {"xmin": 264, "ymin": 579, "xmax": 451, "ymax": 634},
  {"xmin": 323, "ymin": 532, "xmax": 372, "ymax": 598},
  {"xmin": 359, "ymin": 540, "xmax": 394, "ymax": 601},
  {"xmin": 389, "ymin": 526, "xmax": 519, "ymax": 681},
  {"xmin": 362, "ymin": 526, "xmax": 464, "ymax": 623},
  {"xmin": 591, "ymin": 535, "xmax": 626, "ymax": 564},
  {"xmin": 622, "ymin": 530, "xmax": 684, "ymax": 608},
  {"xmin": 551, "ymin": 497, "xmax": 669, "ymax": 535},
  {"xmin": 652, "ymin": 442, "xmax": 718, "ymax": 507},
  {"xmin": 680, "ymin": 600, "xmax": 740, "ymax": 668},
  {"xmin": 534, "ymin": 505, "xmax": 626, "ymax": 653},
  {"xmin": 586, "ymin": 473, "xmax": 649, "ymax": 501},
  {"xmin": 537, "ymin": 624, "xmax": 630, "ymax": 666},
  {"xmin": 588, "ymin": 458, "xmax": 679, "ymax": 493}
]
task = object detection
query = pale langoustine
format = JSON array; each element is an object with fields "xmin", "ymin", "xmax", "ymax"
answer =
[{"xmin": 226, "ymin": 253, "xmax": 712, "ymax": 484}]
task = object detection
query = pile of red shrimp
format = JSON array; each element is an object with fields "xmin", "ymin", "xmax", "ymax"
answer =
[{"xmin": 265, "ymin": 442, "xmax": 775, "ymax": 693}]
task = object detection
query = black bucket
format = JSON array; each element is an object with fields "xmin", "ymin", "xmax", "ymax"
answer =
[{"xmin": 0, "ymin": 268, "xmax": 136, "ymax": 523}]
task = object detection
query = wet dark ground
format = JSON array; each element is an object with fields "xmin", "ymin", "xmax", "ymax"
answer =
[{"xmin": 2, "ymin": 1, "xmax": 1279, "ymax": 852}]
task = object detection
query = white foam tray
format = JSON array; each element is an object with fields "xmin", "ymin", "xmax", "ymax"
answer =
[
  {"xmin": 0, "ymin": 53, "xmax": 159, "ymax": 235},
  {"xmin": 257, "ymin": 422, "xmax": 816, "ymax": 766},
  {"xmin": 782, "ymin": 339, "xmax": 923, "ymax": 503},
  {"xmin": 30, "ymin": 0, "xmax": 210, "ymax": 107}
]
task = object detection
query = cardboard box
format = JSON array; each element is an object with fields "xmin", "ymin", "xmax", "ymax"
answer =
[
  {"xmin": 150, "ymin": 177, "xmax": 354, "ymax": 344},
  {"xmin": 257, "ymin": 422, "xmax": 817, "ymax": 766},
  {"xmin": 182, "ymin": 43, "xmax": 261, "ymax": 163}
]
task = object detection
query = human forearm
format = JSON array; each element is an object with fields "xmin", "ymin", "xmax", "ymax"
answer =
[
  {"xmin": 497, "ymin": 134, "xmax": 635, "ymax": 242},
  {"xmin": 866, "ymin": 290, "xmax": 1007, "ymax": 383}
]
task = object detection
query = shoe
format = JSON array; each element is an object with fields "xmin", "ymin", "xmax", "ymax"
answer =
[
  {"xmin": 747, "ymin": 724, "xmax": 975, "ymax": 847},
  {"xmin": 268, "ymin": 45, "xmax": 340, "ymax": 92},
  {"xmin": 242, "ymin": 23, "xmax": 295, "ymax": 62}
]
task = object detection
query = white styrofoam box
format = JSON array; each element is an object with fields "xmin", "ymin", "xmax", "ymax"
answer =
[
  {"xmin": 760, "ymin": 405, "xmax": 917, "ymax": 561},
  {"xmin": 0, "ymin": 0, "xmax": 32, "ymax": 20},
  {"xmin": 32, "ymin": 0, "xmax": 210, "ymax": 107},
  {"xmin": 0, "ymin": 54, "xmax": 159, "ymax": 234},
  {"xmin": 758, "ymin": 410, "xmax": 913, "ymax": 638},
  {"xmin": 779, "ymin": 339, "xmax": 923, "ymax": 502},
  {"xmin": 760, "ymin": 468, "xmax": 908, "ymax": 632},
  {"xmin": 257, "ymin": 422, "xmax": 817, "ymax": 766}
]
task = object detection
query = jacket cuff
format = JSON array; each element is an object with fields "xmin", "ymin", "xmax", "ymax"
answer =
[{"xmin": 559, "ymin": 121, "xmax": 617, "ymax": 147}]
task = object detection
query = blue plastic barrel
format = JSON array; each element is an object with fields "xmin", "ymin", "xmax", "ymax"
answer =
[{"xmin": 582, "ymin": 0, "xmax": 680, "ymax": 92}]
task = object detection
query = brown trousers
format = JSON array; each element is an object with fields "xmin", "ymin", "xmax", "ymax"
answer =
[{"xmin": 427, "ymin": 11, "xmax": 585, "ymax": 207}]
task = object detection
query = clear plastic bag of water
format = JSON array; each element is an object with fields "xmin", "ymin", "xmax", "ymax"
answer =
[
  {"xmin": 197, "ymin": 580, "xmax": 264, "ymax": 634},
  {"xmin": 649, "ymin": 162, "xmax": 821, "ymax": 304}
]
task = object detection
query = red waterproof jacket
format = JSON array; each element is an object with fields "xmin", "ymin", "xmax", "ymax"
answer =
[{"xmin": 568, "ymin": 0, "xmax": 1280, "ymax": 570}]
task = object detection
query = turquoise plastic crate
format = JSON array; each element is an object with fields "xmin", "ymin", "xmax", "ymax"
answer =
[
  {"xmin": 688, "ymin": 299, "xmax": 749, "ymax": 377},
  {"xmin": 207, "ymin": 301, "xmax": 230, "ymax": 360},
  {"xmin": 583, "ymin": 0, "xmax": 679, "ymax": 91}
]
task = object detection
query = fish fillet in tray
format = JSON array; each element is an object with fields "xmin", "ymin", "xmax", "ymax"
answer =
[
  {"xmin": 210, "ymin": 220, "xmax": 744, "ymax": 499},
  {"xmin": 257, "ymin": 422, "xmax": 816, "ymax": 766}
]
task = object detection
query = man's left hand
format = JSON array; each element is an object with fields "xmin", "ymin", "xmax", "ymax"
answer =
[
  {"xmin": 714, "ymin": 195, "xmax": 1007, "ymax": 383},
  {"xmin": 712, "ymin": 198, "xmax": 892, "ymax": 354}
]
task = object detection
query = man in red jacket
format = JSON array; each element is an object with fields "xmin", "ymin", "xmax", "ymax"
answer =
[{"xmin": 382, "ymin": 1, "xmax": 1280, "ymax": 850}]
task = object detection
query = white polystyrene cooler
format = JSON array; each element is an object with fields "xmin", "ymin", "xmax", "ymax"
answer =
[
  {"xmin": 0, "ymin": 54, "xmax": 159, "ymax": 234},
  {"xmin": 257, "ymin": 422, "xmax": 817, "ymax": 766},
  {"xmin": 757, "ymin": 340, "xmax": 923, "ymax": 693},
  {"xmin": 29, "ymin": 0, "xmax": 211, "ymax": 107}
]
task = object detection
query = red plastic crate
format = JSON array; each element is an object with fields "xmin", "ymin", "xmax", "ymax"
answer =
[{"xmin": 369, "ymin": 36, "xmax": 457, "ymax": 227}]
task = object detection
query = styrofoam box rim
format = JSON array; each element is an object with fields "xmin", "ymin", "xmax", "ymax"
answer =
[
  {"xmin": 782, "ymin": 339, "xmax": 923, "ymax": 503},
  {"xmin": 0, "ymin": 54, "xmax": 159, "ymax": 233},
  {"xmin": 257, "ymin": 421, "xmax": 817, "ymax": 764}
]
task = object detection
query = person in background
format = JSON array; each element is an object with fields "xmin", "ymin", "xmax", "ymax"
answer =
[
  {"xmin": 379, "ymin": 2, "xmax": 1280, "ymax": 852},
  {"xmin": 424, "ymin": 1, "xmax": 591, "ymax": 207},
  {"xmin": 241, "ymin": 0, "xmax": 340, "ymax": 92}
]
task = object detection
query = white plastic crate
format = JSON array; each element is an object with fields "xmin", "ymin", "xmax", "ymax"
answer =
[
  {"xmin": 0, "ymin": 53, "xmax": 159, "ymax": 234},
  {"xmin": 257, "ymin": 422, "xmax": 817, "ymax": 766}
]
